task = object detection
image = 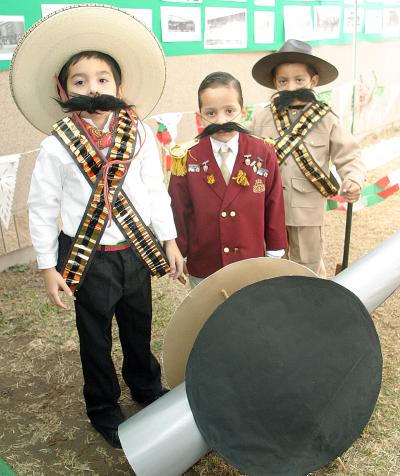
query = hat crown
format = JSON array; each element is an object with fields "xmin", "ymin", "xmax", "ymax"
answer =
[{"xmin": 278, "ymin": 39, "xmax": 313, "ymax": 55}]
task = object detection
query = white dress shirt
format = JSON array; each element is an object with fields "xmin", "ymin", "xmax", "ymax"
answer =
[
  {"xmin": 210, "ymin": 134, "xmax": 239, "ymax": 175},
  {"xmin": 28, "ymin": 114, "xmax": 177, "ymax": 269}
]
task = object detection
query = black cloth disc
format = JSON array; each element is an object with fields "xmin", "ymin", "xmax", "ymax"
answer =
[{"xmin": 185, "ymin": 276, "xmax": 382, "ymax": 476}]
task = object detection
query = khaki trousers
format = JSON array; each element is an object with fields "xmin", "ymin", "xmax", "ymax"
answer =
[{"xmin": 287, "ymin": 225, "xmax": 326, "ymax": 278}]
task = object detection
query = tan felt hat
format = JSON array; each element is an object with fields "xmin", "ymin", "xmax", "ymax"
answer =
[
  {"xmin": 9, "ymin": 4, "xmax": 166, "ymax": 134},
  {"xmin": 252, "ymin": 39, "xmax": 338, "ymax": 89},
  {"xmin": 163, "ymin": 257, "xmax": 317, "ymax": 388}
]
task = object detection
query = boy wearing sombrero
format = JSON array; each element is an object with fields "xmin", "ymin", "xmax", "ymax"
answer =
[
  {"xmin": 10, "ymin": 5, "xmax": 183, "ymax": 448},
  {"xmin": 251, "ymin": 39, "xmax": 365, "ymax": 277}
]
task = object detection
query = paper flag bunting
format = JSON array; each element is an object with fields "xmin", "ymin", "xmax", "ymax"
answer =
[
  {"xmin": 243, "ymin": 105, "xmax": 254, "ymax": 123},
  {"xmin": 317, "ymin": 90, "xmax": 333, "ymax": 104},
  {"xmin": 156, "ymin": 122, "xmax": 172, "ymax": 145},
  {"xmin": 327, "ymin": 168, "xmax": 400, "ymax": 212},
  {"xmin": 0, "ymin": 154, "xmax": 20, "ymax": 229},
  {"xmin": 195, "ymin": 112, "xmax": 204, "ymax": 135},
  {"xmin": 153, "ymin": 113, "xmax": 183, "ymax": 145},
  {"xmin": 373, "ymin": 85, "xmax": 385, "ymax": 98}
]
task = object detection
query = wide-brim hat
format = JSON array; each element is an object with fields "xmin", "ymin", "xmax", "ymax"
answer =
[
  {"xmin": 252, "ymin": 39, "xmax": 338, "ymax": 89},
  {"xmin": 9, "ymin": 4, "xmax": 166, "ymax": 134}
]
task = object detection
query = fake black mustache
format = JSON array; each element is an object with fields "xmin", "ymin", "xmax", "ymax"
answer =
[
  {"xmin": 273, "ymin": 88, "xmax": 317, "ymax": 111},
  {"xmin": 55, "ymin": 94, "xmax": 132, "ymax": 114},
  {"xmin": 197, "ymin": 121, "xmax": 250, "ymax": 139}
]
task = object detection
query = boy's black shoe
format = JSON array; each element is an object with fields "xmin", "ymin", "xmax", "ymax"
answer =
[
  {"xmin": 90, "ymin": 405, "xmax": 124, "ymax": 449},
  {"xmin": 92, "ymin": 422, "xmax": 122, "ymax": 449},
  {"xmin": 133, "ymin": 387, "xmax": 170, "ymax": 406}
]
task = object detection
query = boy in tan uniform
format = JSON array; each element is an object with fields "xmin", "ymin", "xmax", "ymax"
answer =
[{"xmin": 251, "ymin": 39, "xmax": 365, "ymax": 277}]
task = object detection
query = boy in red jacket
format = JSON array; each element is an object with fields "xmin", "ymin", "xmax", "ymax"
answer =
[{"xmin": 169, "ymin": 72, "xmax": 287, "ymax": 286}]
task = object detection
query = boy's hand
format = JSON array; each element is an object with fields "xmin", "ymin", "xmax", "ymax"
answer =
[
  {"xmin": 41, "ymin": 267, "xmax": 73, "ymax": 309},
  {"xmin": 164, "ymin": 239, "xmax": 185, "ymax": 283},
  {"xmin": 340, "ymin": 179, "xmax": 361, "ymax": 203}
]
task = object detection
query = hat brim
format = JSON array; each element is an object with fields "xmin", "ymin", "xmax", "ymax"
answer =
[
  {"xmin": 9, "ymin": 5, "xmax": 166, "ymax": 134},
  {"xmin": 163, "ymin": 257, "xmax": 317, "ymax": 388},
  {"xmin": 252, "ymin": 51, "xmax": 338, "ymax": 89}
]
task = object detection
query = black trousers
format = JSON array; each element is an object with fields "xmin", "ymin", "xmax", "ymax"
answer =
[{"xmin": 73, "ymin": 247, "xmax": 162, "ymax": 426}]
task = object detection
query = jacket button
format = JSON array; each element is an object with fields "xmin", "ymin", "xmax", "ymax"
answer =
[
  {"xmin": 221, "ymin": 211, "xmax": 227, "ymax": 217},
  {"xmin": 223, "ymin": 247, "xmax": 230, "ymax": 253},
  {"xmin": 230, "ymin": 211, "xmax": 236, "ymax": 217}
]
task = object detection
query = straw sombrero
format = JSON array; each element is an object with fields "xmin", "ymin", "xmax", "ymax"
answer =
[
  {"xmin": 9, "ymin": 4, "xmax": 166, "ymax": 134},
  {"xmin": 252, "ymin": 39, "xmax": 338, "ymax": 89}
]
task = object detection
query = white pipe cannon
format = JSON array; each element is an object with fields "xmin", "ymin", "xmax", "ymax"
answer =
[{"xmin": 119, "ymin": 231, "xmax": 400, "ymax": 476}]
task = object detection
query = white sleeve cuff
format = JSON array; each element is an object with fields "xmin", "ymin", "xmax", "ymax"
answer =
[
  {"xmin": 36, "ymin": 254, "xmax": 58, "ymax": 270},
  {"xmin": 265, "ymin": 249, "xmax": 285, "ymax": 258}
]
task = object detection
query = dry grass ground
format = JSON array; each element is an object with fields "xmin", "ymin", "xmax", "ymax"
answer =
[{"xmin": 1, "ymin": 157, "xmax": 399, "ymax": 476}]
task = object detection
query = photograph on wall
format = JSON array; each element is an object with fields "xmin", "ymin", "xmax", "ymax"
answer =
[
  {"xmin": 284, "ymin": 6, "xmax": 313, "ymax": 41},
  {"xmin": 41, "ymin": 4, "xmax": 72, "ymax": 16},
  {"xmin": 313, "ymin": 6, "xmax": 341, "ymax": 40},
  {"xmin": 365, "ymin": 9, "xmax": 383, "ymax": 34},
  {"xmin": 254, "ymin": 10, "xmax": 274, "ymax": 44},
  {"xmin": 123, "ymin": 9, "xmax": 152, "ymax": 30},
  {"xmin": 204, "ymin": 7, "xmax": 247, "ymax": 49},
  {"xmin": 383, "ymin": 8, "xmax": 400, "ymax": 37},
  {"xmin": 254, "ymin": 0, "xmax": 274, "ymax": 5},
  {"xmin": 0, "ymin": 16, "xmax": 24, "ymax": 61},
  {"xmin": 343, "ymin": 7, "xmax": 365, "ymax": 34},
  {"xmin": 161, "ymin": 6, "xmax": 201, "ymax": 42}
]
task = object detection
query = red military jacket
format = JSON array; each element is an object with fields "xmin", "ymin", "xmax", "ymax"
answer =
[{"xmin": 168, "ymin": 133, "xmax": 288, "ymax": 278}]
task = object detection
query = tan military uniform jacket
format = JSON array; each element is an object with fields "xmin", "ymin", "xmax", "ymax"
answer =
[{"xmin": 251, "ymin": 104, "xmax": 366, "ymax": 226}]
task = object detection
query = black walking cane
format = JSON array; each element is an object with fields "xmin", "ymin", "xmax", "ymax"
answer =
[
  {"xmin": 337, "ymin": 0, "xmax": 359, "ymax": 275},
  {"xmin": 341, "ymin": 202, "xmax": 353, "ymax": 270},
  {"xmin": 335, "ymin": 202, "xmax": 353, "ymax": 275}
]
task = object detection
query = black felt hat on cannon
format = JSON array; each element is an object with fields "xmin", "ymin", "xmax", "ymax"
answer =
[{"xmin": 185, "ymin": 276, "xmax": 382, "ymax": 475}]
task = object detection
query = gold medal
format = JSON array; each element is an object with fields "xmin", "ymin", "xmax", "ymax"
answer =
[
  {"xmin": 232, "ymin": 170, "xmax": 249, "ymax": 187},
  {"xmin": 207, "ymin": 174, "xmax": 216, "ymax": 184},
  {"xmin": 253, "ymin": 178, "xmax": 265, "ymax": 193}
]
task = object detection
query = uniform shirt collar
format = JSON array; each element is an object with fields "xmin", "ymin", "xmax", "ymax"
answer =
[
  {"xmin": 83, "ymin": 112, "xmax": 114, "ymax": 132},
  {"xmin": 210, "ymin": 132, "xmax": 240, "ymax": 156}
]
